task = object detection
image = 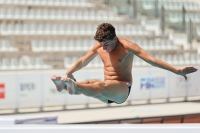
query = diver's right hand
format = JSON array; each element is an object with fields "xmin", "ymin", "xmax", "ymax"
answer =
[{"xmin": 67, "ymin": 74, "xmax": 76, "ymax": 82}]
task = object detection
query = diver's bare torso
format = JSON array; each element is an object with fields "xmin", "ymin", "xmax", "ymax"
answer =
[{"xmin": 96, "ymin": 38, "xmax": 133, "ymax": 84}]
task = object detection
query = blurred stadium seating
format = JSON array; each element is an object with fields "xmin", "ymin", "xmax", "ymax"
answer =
[{"xmin": 0, "ymin": 0, "xmax": 200, "ymax": 70}]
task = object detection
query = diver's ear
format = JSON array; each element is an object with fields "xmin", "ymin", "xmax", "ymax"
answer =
[{"xmin": 113, "ymin": 36, "xmax": 117, "ymax": 42}]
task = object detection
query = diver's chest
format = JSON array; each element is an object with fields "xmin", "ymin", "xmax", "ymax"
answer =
[{"xmin": 100, "ymin": 51, "xmax": 129, "ymax": 66}]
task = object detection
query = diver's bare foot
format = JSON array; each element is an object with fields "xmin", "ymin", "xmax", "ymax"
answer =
[
  {"xmin": 61, "ymin": 77, "xmax": 76, "ymax": 95},
  {"xmin": 50, "ymin": 75, "xmax": 67, "ymax": 92},
  {"xmin": 74, "ymin": 91, "xmax": 81, "ymax": 95}
]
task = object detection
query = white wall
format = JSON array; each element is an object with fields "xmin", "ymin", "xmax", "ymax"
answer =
[{"xmin": 0, "ymin": 67, "xmax": 199, "ymax": 109}]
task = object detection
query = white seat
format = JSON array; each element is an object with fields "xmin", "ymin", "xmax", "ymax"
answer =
[
  {"xmin": 169, "ymin": 41, "xmax": 175, "ymax": 50},
  {"xmin": 27, "ymin": 0, "xmax": 34, "ymax": 5},
  {"xmin": 148, "ymin": 40, "xmax": 154, "ymax": 50},
  {"xmin": 173, "ymin": 54, "xmax": 180, "ymax": 65},
  {"xmin": 35, "ymin": 57, "xmax": 43, "ymax": 69},
  {"xmin": 96, "ymin": 10, "xmax": 103, "ymax": 20},
  {"xmin": 15, "ymin": 8, "xmax": 22, "ymax": 19},
  {"xmin": 185, "ymin": 55, "xmax": 191, "ymax": 65},
  {"xmin": 161, "ymin": 54, "xmax": 167, "ymax": 62},
  {"xmin": 73, "ymin": 24, "xmax": 79, "ymax": 35},
  {"xmin": 196, "ymin": 14, "xmax": 200, "ymax": 22},
  {"xmin": 83, "ymin": 10, "xmax": 89, "ymax": 20},
  {"xmin": 54, "ymin": 40, "xmax": 61, "ymax": 51},
  {"xmin": 133, "ymin": 26, "xmax": 138, "ymax": 35},
  {"xmin": 22, "ymin": 24, "xmax": 29, "ymax": 35},
  {"xmin": 59, "ymin": 0, "xmax": 65, "ymax": 6},
  {"xmin": 34, "ymin": 40, "xmax": 42, "ymax": 52},
  {"xmin": 35, "ymin": 57, "xmax": 51, "ymax": 69},
  {"xmin": 141, "ymin": 40, "xmax": 147, "ymax": 50},
  {"xmin": 142, "ymin": 0, "xmax": 154, "ymax": 10},
  {"xmin": 70, "ymin": 10, "xmax": 76, "ymax": 20},
  {"xmin": 138, "ymin": 26, "xmax": 146, "ymax": 35},
  {"xmin": 0, "ymin": 8, "xmax": 7, "ymax": 19},
  {"xmin": 56, "ymin": 9, "xmax": 62, "ymax": 20},
  {"xmin": 25, "ymin": 56, "xmax": 35, "ymax": 69},
  {"xmin": 59, "ymin": 40, "xmax": 65, "ymax": 51},
  {"xmin": 125, "ymin": 25, "xmax": 133, "ymax": 35},
  {"xmin": 101, "ymin": 10, "xmax": 108, "ymax": 20},
  {"xmin": 89, "ymin": 10, "xmax": 95, "ymax": 20},
  {"xmin": 20, "ymin": 0, "xmax": 27, "ymax": 5},
  {"xmin": 34, "ymin": 0, "xmax": 41, "ymax": 5},
  {"xmin": 40, "ymin": 0, "xmax": 47, "ymax": 5},
  {"xmin": 63, "ymin": 10, "xmax": 69, "ymax": 20},
  {"xmin": 190, "ymin": 54, "xmax": 198, "ymax": 65},
  {"xmin": 7, "ymin": 23, "xmax": 14, "ymax": 35},
  {"xmin": 7, "ymin": 8, "xmax": 13, "ymax": 19},
  {"xmin": 0, "ymin": 8, "xmax": 5, "ymax": 19},
  {"xmin": 53, "ymin": 24, "xmax": 59, "ymax": 35},
  {"xmin": 76, "ymin": 10, "xmax": 82, "ymax": 20},
  {"xmin": 44, "ymin": 40, "xmax": 49, "ymax": 51},
  {"xmin": 49, "ymin": 9, "xmax": 55, "ymax": 20},
  {"xmin": 43, "ymin": 9, "xmax": 48, "ymax": 20},
  {"xmin": 29, "ymin": 9, "xmax": 36, "ymax": 19},
  {"xmin": 61, "ymin": 40, "xmax": 68, "ymax": 51},
  {"xmin": 65, "ymin": 24, "xmax": 71, "ymax": 34},
  {"xmin": 164, "ymin": 40, "xmax": 172, "ymax": 50},
  {"xmin": 31, "ymin": 40, "xmax": 38, "ymax": 52},
  {"xmin": 79, "ymin": 24, "xmax": 84, "ymax": 35},
  {"xmin": 46, "ymin": 40, "xmax": 53, "ymax": 51},
  {"xmin": 15, "ymin": 23, "xmax": 22, "ymax": 35},
  {"xmin": 48, "ymin": 0, "xmax": 54, "ymax": 6},
  {"xmin": 108, "ymin": 11, "xmax": 116, "ymax": 20},
  {"xmin": 75, "ymin": 39, "xmax": 82, "ymax": 51},
  {"xmin": 193, "ymin": 14, "xmax": 199, "ymax": 22},
  {"xmin": 155, "ymin": 41, "xmax": 161, "ymax": 50},
  {"xmin": 18, "ymin": 56, "xmax": 28, "ymax": 70},
  {"xmin": 39, "ymin": 40, "xmax": 46, "ymax": 51},
  {"xmin": 0, "ymin": 23, "xmax": 7, "ymax": 35},
  {"xmin": 82, "ymin": 24, "xmax": 87, "ymax": 35},
  {"xmin": 1, "ymin": 58, "xmax": 10, "ymax": 70},
  {"xmin": 196, "ymin": 26, "xmax": 200, "ymax": 36},
  {"xmin": 54, "ymin": 0, "xmax": 60, "ymax": 6},
  {"xmin": 169, "ymin": 13, "xmax": 182, "ymax": 23},
  {"xmin": 59, "ymin": 24, "xmax": 65, "ymax": 35},
  {"xmin": 67, "ymin": 40, "xmax": 73, "ymax": 51},
  {"xmin": 22, "ymin": 8, "xmax": 28, "ymax": 19},
  {"xmin": 38, "ymin": 24, "xmax": 45, "ymax": 35},
  {"xmin": 1, "ymin": 40, "xmax": 8, "ymax": 51},
  {"xmin": 64, "ymin": 57, "xmax": 71, "ymax": 68},
  {"xmin": 167, "ymin": 55, "xmax": 173, "ymax": 64},
  {"xmin": 44, "ymin": 24, "xmax": 50, "ymax": 35},
  {"xmin": 82, "ymin": 39, "xmax": 89, "ymax": 51},
  {"xmin": 10, "ymin": 58, "xmax": 19, "ymax": 70},
  {"xmin": 118, "ymin": 25, "xmax": 125, "ymax": 35},
  {"xmin": 178, "ymin": 54, "xmax": 185, "ymax": 65}
]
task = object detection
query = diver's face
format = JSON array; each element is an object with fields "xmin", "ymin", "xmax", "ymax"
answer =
[{"xmin": 100, "ymin": 37, "xmax": 117, "ymax": 52}]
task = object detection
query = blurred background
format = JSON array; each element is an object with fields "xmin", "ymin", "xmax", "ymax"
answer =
[{"xmin": 0, "ymin": 0, "xmax": 200, "ymax": 125}]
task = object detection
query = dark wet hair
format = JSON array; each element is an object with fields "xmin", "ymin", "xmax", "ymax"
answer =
[{"xmin": 94, "ymin": 23, "xmax": 116, "ymax": 42}]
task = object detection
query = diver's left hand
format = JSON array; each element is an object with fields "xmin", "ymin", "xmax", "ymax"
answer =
[{"xmin": 177, "ymin": 66, "xmax": 198, "ymax": 80}]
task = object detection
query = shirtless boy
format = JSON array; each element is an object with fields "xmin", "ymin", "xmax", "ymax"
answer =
[{"xmin": 51, "ymin": 23, "xmax": 197, "ymax": 104}]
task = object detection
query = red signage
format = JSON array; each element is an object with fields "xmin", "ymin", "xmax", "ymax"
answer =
[{"xmin": 0, "ymin": 84, "xmax": 5, "ymax": 99}]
